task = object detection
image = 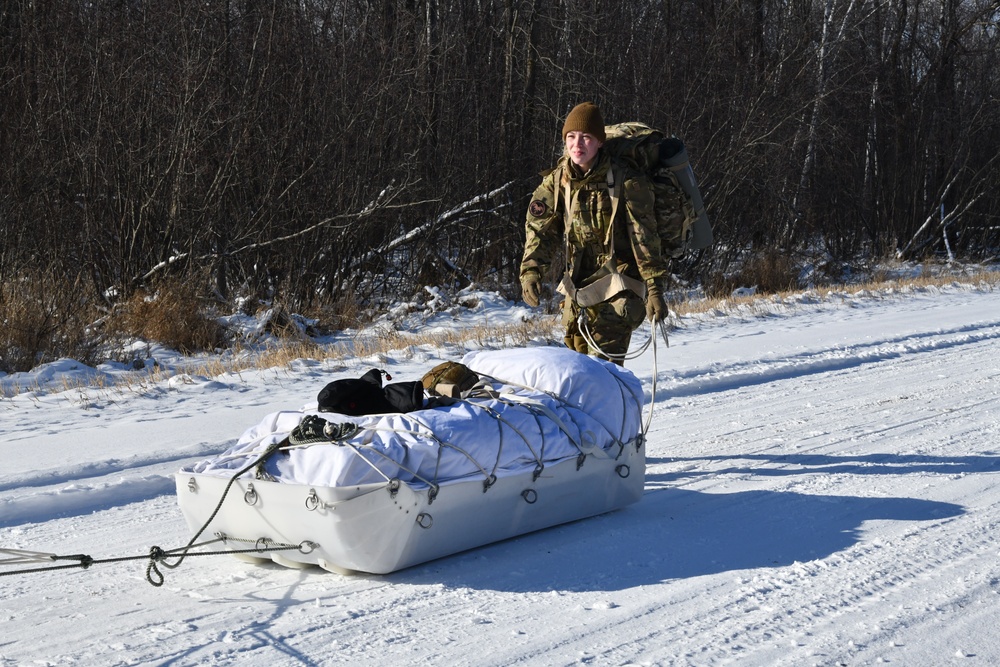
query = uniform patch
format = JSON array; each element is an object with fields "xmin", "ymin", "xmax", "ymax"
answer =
[{"xmin": 529, "ymin": 200, "xmax": 549, "ymax": 218}]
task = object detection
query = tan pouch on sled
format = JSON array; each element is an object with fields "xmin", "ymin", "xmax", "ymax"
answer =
[{"xmin": 421, "ymin": 361, "xmax": 479, "ymax": 398}]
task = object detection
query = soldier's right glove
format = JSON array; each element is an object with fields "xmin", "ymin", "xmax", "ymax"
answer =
[
  {"xmin": 645, "ymin": 281, "xmax": 668, "ymax": 323},
  {"xmin": 521, "ymin": 273, "xmax": 542, "ymax": 307}
]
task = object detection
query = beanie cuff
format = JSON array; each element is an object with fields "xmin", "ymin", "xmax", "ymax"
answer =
[{"xmin": 562, "ymin": 102, "xmax": 606, "ymax": 142}]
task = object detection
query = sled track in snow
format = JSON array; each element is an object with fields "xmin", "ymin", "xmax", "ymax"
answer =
[
  {"xmin": 0, "ymin": 443, "xmax": 234, "ymax": 528},
  {"xmin": 0, "ymin": 442, "xmax": 230, "ymax": 494},
  {"xmin": 656, "ymin": 316, "xmax": 1000, "ymax": 401}
]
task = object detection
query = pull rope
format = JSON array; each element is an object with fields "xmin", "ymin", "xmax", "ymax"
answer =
[
  {"xmin": 577, "ymin": 310, "xmax": 668, "ymax": 436},
  {"xmin": 642, "ymin": 319, "xmax": 670, "ymax": 436},
  {"xmin": 1, "ymin": 440, "xmax": 311, "ymax": 586},
  {"xmin": 577, "ymin": 308, "xmax": 669, "ymax": 364},
  {"xmin": 0, "ymin": 535, "xmax": 311, "ymax": 585}
]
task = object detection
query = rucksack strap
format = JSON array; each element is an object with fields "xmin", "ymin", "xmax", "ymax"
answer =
[{"xmin": 606, "ymin": 163, "xmax": 623, "ymax": 230}]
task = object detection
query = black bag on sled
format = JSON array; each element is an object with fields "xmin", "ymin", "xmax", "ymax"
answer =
[{"xmin": 317, "ymin": 369, "xmax": 424, "ymax": 416}]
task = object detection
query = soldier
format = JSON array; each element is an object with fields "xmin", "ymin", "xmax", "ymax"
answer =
[{"xmin": 520, "ymin": 102, "xmax": 675, "ymax": 365}]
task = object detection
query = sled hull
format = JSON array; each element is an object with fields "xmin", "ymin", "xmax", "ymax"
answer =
[{"xmin": 174, "ymin": 441, "xmax": 644, "ymax": 575}]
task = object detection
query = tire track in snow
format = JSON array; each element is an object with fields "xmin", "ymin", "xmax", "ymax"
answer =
[
  {"xmin": 482, "ymin": 492, "xmax": 990, "ymax": 667},
  {"xmin": 647, "ymin": 322, "xmax": 1000, "ymax": 494}
]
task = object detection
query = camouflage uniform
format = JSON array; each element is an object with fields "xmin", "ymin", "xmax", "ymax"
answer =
[{"xmin": 520, "ymin": 149, "xmax": 673, "ymax": 362}]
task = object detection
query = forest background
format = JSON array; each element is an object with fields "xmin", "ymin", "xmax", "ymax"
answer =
[{"xmin": 1, "ymin": 0, "xmax": 998, "ymax": 373}]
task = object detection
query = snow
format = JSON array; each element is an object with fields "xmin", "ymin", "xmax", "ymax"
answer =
[{"xmin": 3, "ymin": 281, "xmax": 1000, "ymax": 666}]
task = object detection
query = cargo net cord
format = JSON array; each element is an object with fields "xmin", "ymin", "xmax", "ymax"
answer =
[
  {"xmin": 1, "ymin": 444, "xmax": 316, "ymax": 587},
  {"xmin": 277, "ymin": 371, "xmax": 644, "ymax": 502},
  {"xmin": 476, "ymin": 369, "xmax": 642, "ymax": 448}
]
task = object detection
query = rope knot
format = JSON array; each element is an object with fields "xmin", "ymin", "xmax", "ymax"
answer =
[{"xmin": 146, "ymin": 547, "xmax": 168, "ymax": 587}]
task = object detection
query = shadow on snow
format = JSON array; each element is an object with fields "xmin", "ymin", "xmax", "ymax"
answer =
[
  {"xmin": 395, "ymin": 483, "xmax": 964, "ymax": 593},
  {"xmin": 647, "ymin": 452, "xmax": 1000, "ymax": 481}
]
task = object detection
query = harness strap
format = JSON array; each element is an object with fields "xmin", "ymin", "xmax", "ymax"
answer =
[
  {"xmin": 557, "ymin": 264, "xmax": 647, "ymax": 307},
  {"xmin": 556, "ymin": 162, "xmax": 647, "ymax": 308},
  {"xmin": 606, "ymin": 163, "xmax": 623, "ymax": 228}
]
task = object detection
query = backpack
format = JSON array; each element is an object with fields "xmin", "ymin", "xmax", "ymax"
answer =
[{"xmin": 603, "ymin": 122, "xmax": 712, "ymax": 256}]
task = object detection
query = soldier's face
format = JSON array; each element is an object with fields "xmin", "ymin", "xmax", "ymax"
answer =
[{"xmin": 565, "ymin": 131, "xmax": 603, "ymax": 171}]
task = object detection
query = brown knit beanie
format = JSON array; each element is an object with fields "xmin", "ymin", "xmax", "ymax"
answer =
[{"xmin": 562, "ymin": 102, "xmax": 606, "ymax": 142}]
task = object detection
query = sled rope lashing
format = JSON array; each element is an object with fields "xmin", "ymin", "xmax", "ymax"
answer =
[
  {"xmin": 492, "ymin": 389, "xmax": 612, "ymax": 462},
  {"xmin": 400, "ymin": 413, "xmax": 506, "ymax": 493},
  {"xmin": 495, "ymin": 392, "xmax": 611, "ymax": 466},
  {"xmin": 477, "ymin": 368, "xmax": 643, "ymax": 448},
  {"xmin": 378, "ymin": 418, "xmax": 503, "ymax": 493},
  {"xmin": 490, "ymin": 397, "xmax": 550, "ymax": 481},
  {"xmin": 292, "ymin": 407, "xmax": 549, "ymax": 500},
  {"xmin": 444, "ymin": 401, "xmax": 532, "ymax": 487},
  {"xmin": 474, "ymin": 371, "xmax": 633, "ymax": 453},
  {"xmin": 283, "ymin": 419, "xmax": 439, "ymax": 490},
  {"xmin": 310, "ymin": 421, "xmax": 502, "ymax": 497}
]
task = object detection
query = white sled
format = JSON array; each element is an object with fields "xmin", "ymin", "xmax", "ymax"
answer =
[{"xmin": 175, "ymin": 348, "xmax": 647, "ymax": 575}]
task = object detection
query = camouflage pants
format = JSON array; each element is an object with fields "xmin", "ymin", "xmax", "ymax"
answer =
[{"xmin": 562, "ymin": 291, "xmax": 646, "ymax": 365}]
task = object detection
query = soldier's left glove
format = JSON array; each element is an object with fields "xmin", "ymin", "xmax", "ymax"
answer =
[{"xmin": 645, "ymin": 281, "xmax": 667, "ymax": 323}]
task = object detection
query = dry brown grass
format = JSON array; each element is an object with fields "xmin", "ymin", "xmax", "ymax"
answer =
[
  {"xmin": 5, "ymin": 263, "xmax": 998, "ymax": 398},
  {"xmin": 704, "ymin": 249, "xmax": 800, "ymax": 299},
  {"xmin": 0, "ymin": 269, "xmax": 102, "ymax": 374},
  {"xmin": 105, "ymin": 277, "xmax": 226, "ymax": 354},
  {"xmin": 250, "ymin": 318, "xmax": 559, "ymax": 370}
]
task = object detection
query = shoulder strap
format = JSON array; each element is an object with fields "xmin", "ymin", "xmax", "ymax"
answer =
[
  {"xmin": 560, "ymin": 164, "xmax": 615, "ymax": 261},
  {"xmin": 605, "ymin": 163, "xmax": 623, "ymax": 246}
]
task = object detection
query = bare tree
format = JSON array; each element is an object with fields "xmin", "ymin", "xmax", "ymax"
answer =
[{"xmin": 2, "ymin": 0, "xmax": 999, "ymax": 336}]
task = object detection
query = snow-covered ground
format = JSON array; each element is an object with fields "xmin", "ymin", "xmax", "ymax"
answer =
[{"xmin": 2, "ymin": 281, "xmax": 999, "ymax": 666}]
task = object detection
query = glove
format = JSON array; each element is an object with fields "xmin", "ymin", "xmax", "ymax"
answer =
[
  {"xmin": 521, "ymin": 273, "xmax": 542, "ymax": 307},
  {"xmin": 645, "ymin": 281, "xmax": 667, "ymax": 323}
]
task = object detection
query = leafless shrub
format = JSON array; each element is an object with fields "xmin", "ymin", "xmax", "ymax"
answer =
[{"xmin": 704, "ymin": 250, "xmax": 800, "ymax": 298}]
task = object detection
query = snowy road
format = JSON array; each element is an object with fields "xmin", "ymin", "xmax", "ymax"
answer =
[{"xmin": 2, "ymin": 284, "xmax": 1000, "ymax": 666}]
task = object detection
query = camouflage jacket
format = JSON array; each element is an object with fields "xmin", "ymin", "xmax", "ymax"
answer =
[{"xmin": 520, "ymin": 150, "xmax": 666, "ymax": 289}]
